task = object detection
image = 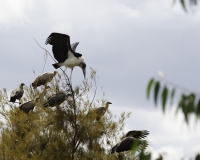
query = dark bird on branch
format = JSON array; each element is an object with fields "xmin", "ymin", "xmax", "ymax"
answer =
[
  {"xmin": 45, "ymin": 32, "xmax": 86, "ymax": 80},
  {"xmin": 32, "ymin": 71, "xmax": 57, "ymax": 89},
  {"xmin": 19, "ymin": 98, "xmax": 39, "ymax": 113},
  {"xmin": 43, "ymin": 92, "xmax": 71, "ymax": 107},
  {"xmin": 111, "ymin": 130, "xmax": 150, "ymax": 154},
  {"xmin": 9, "ymin": 83, "xmax": 25, "ymax": 104}
]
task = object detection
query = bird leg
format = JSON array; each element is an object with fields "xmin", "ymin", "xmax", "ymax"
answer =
[{"xmin": 69, "ymin": 68, "xmax": 74, "ymax": 83}]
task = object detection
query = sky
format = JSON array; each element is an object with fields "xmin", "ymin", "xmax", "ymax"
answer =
[{"xmin": 0, "ymin": 0, "xmax": 200, "ymax": 159}]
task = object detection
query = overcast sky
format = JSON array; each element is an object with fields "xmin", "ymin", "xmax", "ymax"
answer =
[{"xmin": 0, "ymin": 0, "xmax": 200, "ymax": 159}]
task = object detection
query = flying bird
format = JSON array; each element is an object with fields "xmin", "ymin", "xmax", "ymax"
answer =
[
  {"xmin": 88, "ymin": 102, "xmax": 112, "ymax": 121},
  {"xmin": 9, "ymin": 83, "xmax": 25, "ymax": 104},
  {"xmin": 111, "ymin": 130, "xmax": 150, "ymax": 154},
  {"xmin": 43, "ymin": 92, "xmax": 71, "ymax": 107},
  {"xmin": 32, "ymin": 71, "xmax": 57, "ymax": 89},
  {"xmin": 45, "ymin": 32, "xmax": 86, "ymax": 80}
]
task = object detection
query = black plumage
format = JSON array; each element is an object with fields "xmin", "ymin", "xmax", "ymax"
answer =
[
  {"xmin": 43, "ymin": 92, "xmax": 71, "ymax": 107},
  {"xmin": 19, "ymin": 101, "xmax": 36, "ymax": 113},
  {"xmin": 111, "ymin": 130, "xmax": 150, "ymax": 154},
  {"xmin": 45, "ymin": 33, "xmax": 82, "ymax": 62},
  {"xmin": 45, "ymin": 33, "xmax": 86, "ymax": 79},
  {"xmin": 122, "ymin": 130, "xmax": 149, "ymax": 139},
  {"xmin": 111, "ymin": 137, "xmax": 148, "ymax": 154},
  {"xmin": 9, "ymin": 83, "xmax": 25, "ymax": 103}
]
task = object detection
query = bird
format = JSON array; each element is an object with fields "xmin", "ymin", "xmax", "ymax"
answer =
[
  {"xmin": 88, "ymin": 102, "xmax": 112, "ymax": 121},
  {"xmin": 19, "ymin": 98, "xmax": 39, "ymax": 113},
  {"xmin": 122, "ymin": 130, "xmax": 150, "ymax": 139},
  {"xmin": 45, "ymin": 32, "xmax": 86, "ymax": 80},
  {"xmin": 111, "ymin": 137, "xmax": 148, "ymax": 154},
  {"xmin": 9, "ymin": 83, "xmax": 25, "ymax": 104},
  {"xmin": 111, "ymin": 130, "xmax": 150, "ymax": 154},
  {"xmin": 43, "ymin": 92, "xmax": 71, "ymax": 107},
  {"xmin": 32, "ymin": 71, "xmax": 57, "ymax": 89}
]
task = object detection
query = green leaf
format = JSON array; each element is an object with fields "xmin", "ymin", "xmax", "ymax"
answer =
[
  {"xmin": 195, "ymin": 154, "xmax": 200, "ymax": 160},
  {"xmin": 139, "ymin": 152, "xmax": 151, "ymax": 160},
  {"xmin": 180, "ymin": 0, "xmax": 187, "ymax": 11},
  {"xmin": 170, "ymin": 88, "xmax": 176, "ymax": 105},
  {"xmin": 154, "ymin": 81, "xmax": 160, "ymax": 106},
  {"xmin": 162, "ymin": 87, "xmax": 168, "ymax": 113},
  {"xmin": 147, "ymin": 78, "xmax": 154, "ymax": 99},
  {"xmin": 196, "ymin": 99, "xmax": 200, "ymax": 117}
]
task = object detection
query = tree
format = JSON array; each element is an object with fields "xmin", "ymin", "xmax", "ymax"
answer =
[{"xmin": 0, "ymin": 57, "xmax": 136, "ymax": 159}]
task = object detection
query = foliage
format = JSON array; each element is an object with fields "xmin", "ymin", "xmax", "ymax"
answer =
[
  {"xmin": 174, "ymin": 0, "xmax": 198, "ymax": 11},
  {"xmin": 147, "ymin": 76, "xmax": 200, "ymax": 124},
  {"xmin": 0, "ymin": 68, "xmax": 132, "ymax": 160},
  {"xmin": 146, "ymin": 75, "xmax": 200, "ymax": 160}
]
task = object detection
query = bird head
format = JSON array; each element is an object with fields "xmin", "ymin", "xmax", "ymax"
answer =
[
  {"xmin": 20, "ymin": 83, "xmax": 25, "ymax": 88},
  {"xmin": 79, "ymin": 62, "xmax": 86, "ymax": 78},
  {"xmin": 107, "ymin": 102, "xmax": 112, "ymax": 105},
  {"xmin": 53, "ymin": 70, "xmax": 58, "ymax": 76}
]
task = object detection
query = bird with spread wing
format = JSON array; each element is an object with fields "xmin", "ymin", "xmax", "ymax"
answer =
[
  {"xmin": 111, "ymin": 130, "xmax": 149, "ymax": 154},
  {"xmin": 45, "ymin": 33, "xmax": 86, "ymax": 80}
]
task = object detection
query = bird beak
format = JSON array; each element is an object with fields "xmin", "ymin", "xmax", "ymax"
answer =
[
  {"xmin": 79, "ymin": 62, "xmax": 86, "ymax": 79},
  {"xmin": 82, "ymin": 68, "xmax": 86, "ymax": 79}
]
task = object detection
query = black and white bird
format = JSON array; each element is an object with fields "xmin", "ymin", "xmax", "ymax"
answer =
[
  {"xmin": 43, "ymin": 92, "xmax": 71, "ymax": 107},
  {"xmin": 45, "ymin": 32, "xmax": 86, "ymax": 80},
  {"xmin": 32, "ymin": 71, "xmax": 57, "ymax": 89},
  {"xmin": 88, "ymin": 102, "xmax": 112, "ymax": 121},
  {"xmin": 9, "ymin": 83, "xmax": 25, "ymax": 104},
  {"xmin": 111, "ymin": 130, "xmax": 149, "ymax": 154}
]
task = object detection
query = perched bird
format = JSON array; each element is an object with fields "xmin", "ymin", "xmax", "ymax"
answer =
[
  {"xmin": 9, "ymin": 83, "xmax": 25, "ymax": 104},
  {"xmin": 122, "ymin": 130, "xmax": 149, "ymax": 139},
  {"xmin": 19, "ymin": 98, "xmax": 39, "ymax": 113},
  {"xmin": 45, "ymin": 32, "xmax": 86, "ymax": 80},
  {"xmin": 32, "ymin": 71, "xmax": 57, "ymax": 89},
  {"xmin": 43, "ymin": 92, "xmax": 71, "ymax": 107},
  {"xmin": 111, "ymin": 137, "xmax": 148, "ymax": 154},
  {"xmin": 111, "ymin": 130, "xmax": 150, "ymax": 154},
  {"xmin": 88, "ymin": 102, "xmax": 112, "ymax": 121}
]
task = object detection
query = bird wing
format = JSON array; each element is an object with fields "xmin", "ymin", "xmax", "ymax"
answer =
[
  {"xmin": 45, "ymin": 33, "xmax": 82, "ymax": 62},
  {"xmin": 10, "ymin": 88, "xmax": 18, "ymax": 97},
  {"xmin": 125, "ymin": 130, "xmax": 149, "ymax": 139},
  {"xmin": 71, "ymin": 42, "xmax": 79, "ymax": 52},
  {"xmin": 45, "ymin": 33, "xmax": 70, "ymax": 62}
]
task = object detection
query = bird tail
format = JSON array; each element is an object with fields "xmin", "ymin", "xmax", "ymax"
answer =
[
  {"xmin": 52, "ymin": 63, "xmax": 61, "ymax": 69},
  {"xmin": 9, "ymin": 97, "xmax": 16, "ymax": 103}
]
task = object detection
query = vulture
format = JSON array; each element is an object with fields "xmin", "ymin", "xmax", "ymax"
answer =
[
  {"xmin": 45, "ymin": 32, "xmax": 86, "ymax": 80},
  {"xmin": 88, "ymin": 102, "xmax": 112, "ymax": 121},
  {"xmin": 111, "ymin": 130, "xmax": 150, "ymax": 154},
  {"xmin": 19, "ymin": 98, "xmax": 38, "ymax": 113},
  {"xmin": 32, "ymin": 71, "xmax": 57, "ymax": 89},
  {"xmin": 43, "ymin": 92, "xmax": 71, "ymax": 107},
  {"xmin": 9, "ymin": 83, "xmax": 25, "ymax": 104},
  {"xmin": 111, "ymin": 137, "xmax": 148, "ymax": 154},
  {"xmin": 122, "ymin": 130, "xmax": 149, "ymax": 139}
]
